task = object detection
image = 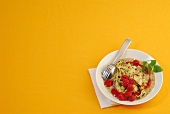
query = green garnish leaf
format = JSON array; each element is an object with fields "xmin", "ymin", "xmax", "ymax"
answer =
[
  {"xmin": 142, "ymin": 61, "xmax": 147, "ymax": 71},
  {"xmin": 154, "ymin": 65, "xmax": 163, "ymax": 72},
  {"xmin": 141, "ymin": 60, "xmax": 162, "ymax": 73},
  {"xmin": 148, "ymin": 64, "xmax": 152, "ymax": 72},
  {"xmin": 142, "ymin": 66, "xmax": 146, "ymax": 71},
  {"xmin": 150, "ymin": 60, "xmax": 156, "ymax": 66},
  {"xmin": 142, "ymin": 61, "xmax": 147, "ymax": 66}
]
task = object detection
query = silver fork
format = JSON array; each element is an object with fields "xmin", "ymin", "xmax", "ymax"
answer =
[{"xmin": 102, "ymin": 38, "xmax": 132, "ymax": 80}]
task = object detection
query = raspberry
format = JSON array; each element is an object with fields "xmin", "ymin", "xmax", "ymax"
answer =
[
  {"xmin": 136, "ymin": 91, "xmax": 141, "ymax": 96},
  {"xmin": 129, "ymin": 78, "xmax": 134, "ymax": 84},
  {"xmin": 147, "ymin": 78, "xmax": 151, "ymax": 86},
  {"xmin": 122, "ymin": 79, "xmax": 129, "ymax": 87},
  {"xmin": 115, "ymin": 92, "xmax": 120, "ymax": 98},
  {"xmin": 132, "ymin": 92, "xmax": 137, "ymax": 96},
  {"xmin": 145, "ymin": 68, "xmax": 149, "ymax": 74},
  {"xmin": 125, "ymin": 91, "xmax": 132, "ymax": 97},
  {"xmin": 121, "ymin": 75, "xmax": 129, "ymax": 81},
  {"xmin": 127, "ymin": 84, "xmax": 134, "ymax": 91},
  {"xmin": 126, "ymin": 61, "xmax": 133, "ymax": 64},
  {"xmin": 145, "ymin": 78, "xmax": 151, "ymax": 89},
  {"xmin": 111, "ymin": 88, "xmax": 118, "ymax": 95},
  {"xmin": 138, "ymin": 64, "xmax": 142, "ymax": 67},
  {"xmin": 104, "ymin": 80, "xmax": 113, "ymax": 87},
  {"xmin": 117, "ymin": 93, "xmax": 126, "ymax": 101},
  {"xmin": 145, "ymin": 85, "xmax": 148, "ymax": 89},
  {"xmin": 133, "ymin": 60, "xmax": 139, "ymax": 66},
  {"xmin": 133, "ymin": 91, "xmax": 141, "ymax": 96},
  {"xmin": 129, "ymin": 95, "xmax": 135, "ymax": 101},
  {"xmin": 122, "ymin": 80, "xmax": 129, "ymax": 87}
]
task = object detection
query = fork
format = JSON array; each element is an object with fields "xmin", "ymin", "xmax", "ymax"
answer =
[{"xmin": 102, "ymin": 38, "xmax": 132, "ymax": 80}]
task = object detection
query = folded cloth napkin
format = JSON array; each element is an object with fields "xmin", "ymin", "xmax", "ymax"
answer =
[{"xmin": 88, "ymin": 68, "xmax": 119, "ymax": 108}]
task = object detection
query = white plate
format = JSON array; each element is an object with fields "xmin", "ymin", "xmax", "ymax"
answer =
[{"xmin": 96, "ymin": 49, "xmax": 163, "ymax": 105}]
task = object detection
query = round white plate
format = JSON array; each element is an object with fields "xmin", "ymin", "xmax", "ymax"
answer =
[{"xmin": 96, "ymin": 49, "xmax": 163, "ymax": 105}]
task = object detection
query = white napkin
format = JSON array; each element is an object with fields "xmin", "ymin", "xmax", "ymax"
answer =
[{"xmin": 88, "ymin": 68, "xmax": 119, "ymax": 108}]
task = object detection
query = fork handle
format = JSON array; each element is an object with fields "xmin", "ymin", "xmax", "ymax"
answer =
[{"xmin": 112, "ymin": 38, "xmax": 132, "ymax": 65}]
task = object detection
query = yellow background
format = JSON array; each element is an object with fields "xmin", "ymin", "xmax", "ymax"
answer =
[{"xmin": 0, "ymin": 0, "xmax": 169, "ymax": 113}]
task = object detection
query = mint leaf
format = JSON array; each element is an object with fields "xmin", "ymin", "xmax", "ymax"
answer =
[
  {"xmin": 142, "ymin": 66, "xmax": 146, "ymax": 71},
  {"xmin": 148, "ymin": 64, "xmax": 152, "ymax": 72},
  {"xmin": 150, "ymin": 60, "xmax": 156, "ymax": 66},
  {"xmin": 142, "ymin": 61, "xmax": 147, "ymax": 71},
  {"xmin": 154, "ymin": 65, "xmax": 163, "ymax": 72},
  {"xmin": 142, "ymin": 60, "xmax": 162, "ymax": 73},
  {"xmin": 142, "ymin": 61, "xmax": 147, "ymax": 66}
]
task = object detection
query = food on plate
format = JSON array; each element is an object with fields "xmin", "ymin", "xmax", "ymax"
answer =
[{"xmin": 103, "ymin": 58, "xmax": 157, "ymax": 101}]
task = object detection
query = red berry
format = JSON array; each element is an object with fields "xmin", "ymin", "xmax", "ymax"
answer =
[
  {"xmin": 104, "ymin": 80, "xmax": 113, "ymax": 87},
  {"xmin": 133, "ymin": 60, "xmax": 139, "ymax": 63},
  {"xmin": 123, "ymin": 79, "xmax": 129, "ymax": 83},
  {"xmin": 121, "ymin": 75, "xmax": 129, "ymax": 81},
  {"xmin": 125, "ymin": 91, "xmax": 132, "ymax": 97},
  {"xmin": 145, "ymin": 85, "xmax": 148, "ymax": 89},
  {"xmin": 147, "ymin": 78, "xmax": 151, "ymax": 86},
  {"xmin": 129, "ymin": 78, "xmax": 134, "ymax": 84},
  {"xmin": 145, "ymin": 78, "xmax": 151, "ymax": 89},
  {"xmin": 133, "ymin": 92, "xmax": 137, "ymax": 96},
  {"xmin": 127, "ymin": 84, "xmax": 134, "ymax": 91},
  {"xmin": 129, "ymin": 95, "xmax": 135, "ymax": 101},
  {"xmin": 136, "ymin": 91, "xmax": 141, "ymax": 96},
  {"xmin": 115, "ymin": 92, "xmax": 120, "ymax": 98},
  {"xmin": 138, "ymin": 64, "xmax": 142, "ymax": 67},
  {"xmin": 122, "ymin": 79, "xmax": 129, "ymax": 87},
  {"xmin": 133, "ymin": 91, "xmax": 141, "ymax": 96},
  {"xmin": 111, "ymin": 88, "xmax": 118, "ymax": 95},
  {"xmin": 130, "ymin": 62, "xmax": 133, "ymax": 64},
  {"xmin": 145, "ymin": 68, "xmax": 149, "ymax": 74},
  {"xmin": 133, "ymin": 60, "xmax": 139, "ymax": 66},
  {"xmin": 126, "ymin": 61, "xmax": 133, "ymax": 64},
  {"xmin": 117, "ymin": 93, "xmax": 126, "ymax": 101}
]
